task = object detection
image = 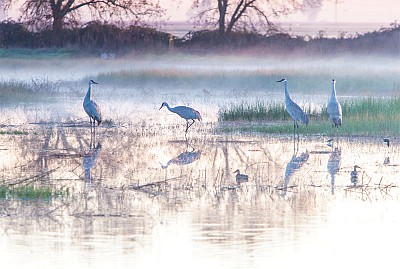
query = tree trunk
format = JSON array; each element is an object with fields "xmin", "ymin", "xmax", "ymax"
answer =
[
  {"xmin": 217, "ymin": 0, "xmax": 227, "ymax": 37},
  {"xmin": 51, "ymin": 16, "xmax": 64, "ymax": 47}
]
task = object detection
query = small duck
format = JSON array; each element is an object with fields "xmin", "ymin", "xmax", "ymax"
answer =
[
  {"xmin": 350, "ymin": 165, "xmax": 361, "ymax": 186},
  {"xmin": 383, "ymin": 138, "xmax": 390, "ymax": 147},
  {"xmin": 233, "ymin": 169, "xmax": 249, "ymax": 184}
]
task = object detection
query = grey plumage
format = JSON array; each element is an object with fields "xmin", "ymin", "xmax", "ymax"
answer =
[
  {"xmin": 277, "ymin": 79, "xmax": 309, "ymax": 135},
  {"xmin": 327, "ymin": 79, "xmax": 342, "ymax": 128},
  {"xmin": 159, "ymin": 102, "xmax": 202, "ymax": 133},
  {"xmin": 83, "ymin": 80, "xmax": 102, "ymax": 133}
]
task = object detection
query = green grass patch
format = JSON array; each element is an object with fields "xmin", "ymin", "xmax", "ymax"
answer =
[
  {"xmin": 219, "ymin": 97, "xmax": 400, "ymax": 136},
  {"xmin": 0, "ymin": 185, "xmax": 66, "ymax": 199},
  {"xmin": 0, "ymin": 48, "xmax": 77, "ymax": 59},
  {"xmin": 0, "ymin": 130, "xmax": 29, "ymax": 135}
]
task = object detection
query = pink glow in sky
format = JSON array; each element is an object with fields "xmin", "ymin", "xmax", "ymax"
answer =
[{"xmin": 160, "ymin": 0, "xmax": 400, "ymax": 23}]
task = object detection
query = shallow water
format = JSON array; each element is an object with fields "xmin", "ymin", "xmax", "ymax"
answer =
[{"xmin": 1, "ymin": 120, "xmax": 400, "ymax": 268}]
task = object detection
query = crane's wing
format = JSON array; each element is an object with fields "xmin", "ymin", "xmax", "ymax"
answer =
[
  {"xmin": 327, "ymin": 100, "xmax": 342, "ymax": 126},
  {"xmin": 287, "ymin": 101, "xmax": 308, "ymax": 125},
  {"xmin": 174, "ymin": 106, "xmax": 201, "ymax": 120},
  {"xmin": 84, "ymin": 100, "xmax": 102, "ymax": 124}
]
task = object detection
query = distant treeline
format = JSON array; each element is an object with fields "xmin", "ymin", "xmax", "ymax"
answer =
[{"xmin": 0, "ymin": 19, "xmax": 399, "ymax": 56}]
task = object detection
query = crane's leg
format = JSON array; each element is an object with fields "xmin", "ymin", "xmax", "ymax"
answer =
[
  {"xmin": 93, "ymin": 120, "xmax": 96, "ymax": 145},
  {"xmin": 185, "ymin": 120, "xmax": 189, "ymax": 133},
  {"xmin": 187, "ymin": 119, "xmax": 195, "ymax": 130}
]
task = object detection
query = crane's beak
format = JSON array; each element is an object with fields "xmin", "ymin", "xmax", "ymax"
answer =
[{"xmin": 277, "ymin": 79, "xmax": 285, "ymax": 83}]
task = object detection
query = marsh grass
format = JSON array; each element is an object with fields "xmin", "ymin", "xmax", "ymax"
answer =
[
  {"xmin": 0, "ymin": 185, "xmax": 65, "ymax": 199},
  {"xmin": 0, "ymin": 79, "xmax": 61, "ymax": 103},
  {"xmin": 219, "ymin": 98, "xmax": 400, "ymax": 135}
]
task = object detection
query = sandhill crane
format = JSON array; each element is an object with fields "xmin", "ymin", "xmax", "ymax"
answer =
[
  {"xmin": 233, "ymin": 169, "xmax": 249, "ymax": 184},
  {"xmin": 327, "ymin": 79, "xmax": 342, "ymax": 132},
  {"xmin": 159, "ymin": 102, "xmax": 202, "ymax": 133},
  {"xmin": 277, "ymin": 79, "xmax": 309, "ymax": 139},
  {"xmin": 83, "ymin": 80, "xmax": 102, "ymax": 137}
]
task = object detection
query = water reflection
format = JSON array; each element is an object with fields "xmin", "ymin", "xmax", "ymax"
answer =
[
  {"xmin": 280, "ymin": 148, "xmax": 309, "ymax": 196},
  {"xmin": 3, "ymin": 125, "xmax": 400, "ymax": 269},
  {"xmin": 161, "ymin": 141, "xmax": 201, "ymax": 168},
  {"xmin": 327, "ymin": 147, "xmax": 341, "ymax": 194},
  {"xmin": 82, "ymin": 142, "xmax": 102, "ymax": 183}
]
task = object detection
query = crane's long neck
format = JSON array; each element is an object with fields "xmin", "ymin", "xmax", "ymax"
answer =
[
  {"xmin": 284, "ymin": 81, "xmax": 292, "ymax": 101},
  {"xmin": 164, "ymin": 103, "xmax": 176, "ymax": 113},
  {"xmin": 330, "ymin": 82, "xmax": 337, "ymax": 101},
  {"xmin": 84, "ymin": 84, "xmax": 92, "ymax": 102}
]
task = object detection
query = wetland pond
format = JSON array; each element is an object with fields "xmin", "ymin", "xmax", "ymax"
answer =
[{"xmin": 1, "ymin": 54, "xmax": 400, "ymax": 268}]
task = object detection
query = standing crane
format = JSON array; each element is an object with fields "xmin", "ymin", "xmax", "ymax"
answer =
[
  {"xmin": 277, "ymin": 78, "xmax": 309, "ymax": 139},
  {"xmin": 159, "ymin": 102, "xmax": 202, "ymax": 134},
  {"xmin": 83, "ymin": 80, "xmax": 102, "ymax": 138},
  {"xmin": 327, "ymin": 79, "xmax": 342, "ymax": 129}
]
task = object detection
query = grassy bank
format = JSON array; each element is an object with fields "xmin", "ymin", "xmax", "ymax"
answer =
[{"xmin": 218, "ymin": 98, "xmax": 400, "ymax": 136}]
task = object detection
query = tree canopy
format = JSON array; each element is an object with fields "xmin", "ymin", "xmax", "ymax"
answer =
[
  {"xmin": 191, "ymin": 0, "xmax": 319, "ymax": 36},
  {"xmin": 20, "ymin": 0, "xmax": 164, "ymax": 31}
]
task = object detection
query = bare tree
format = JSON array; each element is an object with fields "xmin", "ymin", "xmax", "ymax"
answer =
[
  {"xmin": 191, "ymin": 0, "xmax": 308, "ymax": 36},
  {"xmin": 15, "ymin": 0, "xmax": 164, "ymax": 45},
  {"xmin": 192, "ymin": 0, "xmax": 302, "ymax": 35}
]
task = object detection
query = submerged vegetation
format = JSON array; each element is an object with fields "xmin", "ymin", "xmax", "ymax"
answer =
[
  {"xmin": 0, "ymin": 185, "xmax": 65, "ymax": 199},
  {"xmin": 219, "ymin": 98, "xmax": 400, "ymax": 136}
]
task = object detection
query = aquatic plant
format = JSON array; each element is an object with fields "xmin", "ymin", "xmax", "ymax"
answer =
[
  {"xmin": 0, "ymin": 185, "xmax": 65, "ymax": 199},
  {"xmin": 218, "ymin": 97, "xmax": 400, "ymax": 136}
]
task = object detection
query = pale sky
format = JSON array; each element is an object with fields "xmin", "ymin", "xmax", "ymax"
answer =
[
  {"xmin": 1, "ymin": 0, "xmax": 399, "ymax": 24},
  {"xmin": 160, "ymin": 0, "xmax": 400, "ymax": 23}
]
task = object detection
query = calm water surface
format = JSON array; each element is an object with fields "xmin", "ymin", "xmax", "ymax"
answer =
[{"xmin": 1, "ymin": 119, "xmax": 400, "ymax": 268}]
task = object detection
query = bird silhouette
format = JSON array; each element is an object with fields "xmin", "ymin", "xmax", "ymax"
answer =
[
  {"xmin": 327, "ymin": 79, "xmax": 342, "ymax": 128},
  {"xmin": 277, "ymin": 79, "xmax": 309, "ymax": 139},
  {"xmin": 350, "ymin": 165, "xmax": 361, "ymax": 186},
  {"xmin": 233, "ymin": 169, "xmax": 249, "ymax": 184},
  {"xmin": 159, "ymin": 102, "xmax": 202, "ymax": 133},
  {"xmin": 327, "ymin": 79, "xmax": 342, "ymax": 144},
  {"xmin": 383, "ymin": 138, "xmax": 390, "ymax": 147},
  {"xmin": 83, "ymin": 80, "xmax": 102, "ymax": 138}
]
